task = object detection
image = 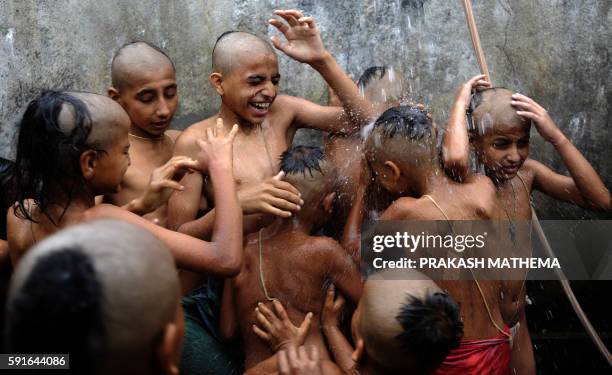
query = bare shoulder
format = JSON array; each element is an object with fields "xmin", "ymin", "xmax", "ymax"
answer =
[
  {"xmin": 165, "ymin": 129, "xmax": 182, "ymax": 142},
  {"xmin": 521, "ymin": 158, "xmax": 545, "ymax": 180},
  {"xmin": 173, "ymin": 117, "xmax": 215, "ymax": 156},
  {"xmin": 381, "ymin": 196, "xmax": 420, "ymax": 220},
  {"xmin": 269, "ymin": 95, "xmax": 298, "ymax": 123},
  {"xmin": 7, "ymin": 203, "xmax": 33, "ymax": 263}
]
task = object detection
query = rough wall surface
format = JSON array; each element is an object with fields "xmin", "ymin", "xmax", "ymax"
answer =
[{"xmin": 1, "ymin": 0, "xmax": 610, "ymax": 218}]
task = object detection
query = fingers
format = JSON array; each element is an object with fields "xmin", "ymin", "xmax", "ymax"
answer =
[
  {"xmin": 515, "ymin": 111, "xmax": 537, "ymax": 121},
  {"xmin": 278, "ymin": 349, "xmax": 290, "ymax": 374},
  {"xmin": 270, "ymin": 178, "xmax": 302, "ymax": 198},
  {"xmin": 334, "ymin": 292, "xmax": 346, "ymax": 311},
  {"xmin": 273, "ymin": 299, "xmax": 291, "ymax": 322},
  {"xmin": 298, "ymin": 346, "xmax": 308, "ymax": 362},
  {"xmin": 324, "ymin": 284, "xmax": 335, "ymax": 310},
  {"xmin": 267, "ymin": 196, "xmax": 302, "ymax": 213},
  {"xmin": 255, "ymin": 309, "xmax": 275, "ymax": 334},
  {"xmin": 261, "ymin": 203, "xmax": 293, "ymax": 218},
  {"xmin": 258, "ymin": 302, "xmax": 281, "ymax": 325},
  {"xmin": 273, "ymin": 171, "xmax": 286, "ymax": 181},
  {"xmin": 269, "ymin": 35, "xmax": 288, "ymax": 53},
  {"xmin": 287, "ymin": 345, "xmax": 300, "ymax": 369},
  {"xmin": 228, "ymin": 124, "xmax": 239, "ymax": 142},
  {"xmin": 196, "ymin": 138, "xmax": 206, "ymax": 150},
  {"xmin": 158, "ymin": 180, "xmax": 185, "ymax": 191},
  {"xmin": 281, "ymin": 9, "xmax": 305, "ymax": 20},
  {"xmin": 253, "ymin": 324, "xmax": 271, "ymax": 342},
  {"xmin": 468, "ymin": 74, "xmax": 486, "ymax": 84},
  {"xmin": 172, "ymin": 158, "xmax": 200, "ymax": 172},
  {"xmin": 274, "ymin": 10, "xmax": 300, "ymax": 26},
  {"xmin": 269, "ymin": 18, "xmax": 290, "ymax": 35},
  {"xmin": 298, "ymin": 312, "xmax": 313, "ymax": 335},
  {"xmin": 298, "ymin": 16, "xmax": 315, "ymax": 28},
  {"xmin": 270, "ymin": 188, "xmax": 303, "ymax": 207},
  {"xmin": 206, "ymin": 127, "xmax": 214, "ymax": 142},
  {"xmin": 215, "ymin": 117, "xmax": 224, "ymax": 137},
  {"xmin": 309, "ymin": 345, "xmax": 320, "ymax": 362}
]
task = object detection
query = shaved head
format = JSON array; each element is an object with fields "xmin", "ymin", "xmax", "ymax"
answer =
[
  {"xmin": 7, "ymin": 220, "xmax": 180, "ymax": 374},
  {"xmin": 59, "ymin": 92, "xmax": 130, "ymax": 148},
  {"xmin": 111, "ymin": 42, "xmax": 175, "ymax": 91},
  {"xmin": 280, "ymin": 146, "xmax": 336, "ymax": 207},
  {"xmin": 212, "ymin": 31, "xmax": 276, "ymax": 74},
  {"xmin": 472, "ymin": 88, "xmax": 529, "ymax": 135},
  {"xmin": 354, "ymin": 270, "xmax": 462, "ymax": 373}
]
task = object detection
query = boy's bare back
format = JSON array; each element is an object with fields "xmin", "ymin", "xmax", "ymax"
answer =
[{"xmin": 228, "ymin": 230, "xmax": 361, "ymax": 369}]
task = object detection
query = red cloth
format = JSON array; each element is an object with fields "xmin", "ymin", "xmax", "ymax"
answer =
[{"xmin": 433, "ymin": 326, "xmax": 512, "ymax": 375}]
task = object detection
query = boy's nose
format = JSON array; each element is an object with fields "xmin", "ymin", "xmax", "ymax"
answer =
[
  {"xmin": 261, "ymin": 81, "xmax": 277, "ymax": 98},
  {"xmin": 156, "ymin": 98, "xmax": 171, "ymax": 118},
  {"xmin": 506, "ymin": 146, "xmax": 521, "ymax": 163}
]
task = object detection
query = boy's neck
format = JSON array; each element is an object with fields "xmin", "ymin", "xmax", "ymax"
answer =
[
  {"xmin": 262, "ymin": 214, "xmax": 316, "ymax": 237},
  {"xmin": 129, "ymin": 125, "xmax": 165, "ymax": 141},
  {"xmin": 404, "ymin": 165, "xmax": 447, "ymax": 197},
  {"xmin": 218, "ymin": 104, "xmax": 260, "ymax": 132}
]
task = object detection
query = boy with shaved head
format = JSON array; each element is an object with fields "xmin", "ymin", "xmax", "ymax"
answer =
[
  {"xmin": 318, "ymin": 270, "xmax": 463, "ymax": 374},
  {"xmin": 6, "ymin": 219, "xmax": 184, "ymax": 375},
  {"xmin": 168, "ymin": 10, "xmax": 374, "ymax": 243},
  {"xmin": 105, "ymin": 41, "xmax": 185, "ymax": 227},
  {"xmin": 221, "ymin": 146, "xmax": 362, "ymax": 373},
  {"xmin": 352, "ymin": 105, "xmax": 516, "ymax": 374}
]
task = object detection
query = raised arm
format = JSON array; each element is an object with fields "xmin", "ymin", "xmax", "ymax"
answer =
[
  {"xmin": 512, "ymin": 94, "xmax": 611, "ymax": 211},
  {"xmin": 442, "ymin": 74, "xmax": 491, "ymax": 181},
  {"xmin": 92, "ymin": 120, "xmax": 243, "ymax": 276},
  {"xmin": 269, "ymin": 10, "xmax": 375, "ymax": 133}
]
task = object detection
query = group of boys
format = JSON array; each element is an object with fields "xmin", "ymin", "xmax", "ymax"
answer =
[{"xmin": 1, "ymin": 8, "xmax": 609, "ymax": 375}]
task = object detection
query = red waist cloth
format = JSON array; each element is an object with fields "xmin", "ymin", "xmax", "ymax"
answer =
[{"xmin": 433, "ymin": 326, "xmax": 512, "ymax": 375}]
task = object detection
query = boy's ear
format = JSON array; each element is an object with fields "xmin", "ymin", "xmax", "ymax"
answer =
[
  {"xmin": 209, "ymin": 72, "xmax": 225, "ymax": 96},
  {"xmin": 383, "ymin": 161, "xmax": 401, "ymax": 183},
  {"xmin": 107, "ymin": 87, "xmax": 121, "ymax": 103},
  {"xmin": 321, "ymin": 192, "xmax": 337, "ymax": 214},
  {"xmin": 80, "ymin": 150, "xmax": 98, "ymax": 181},
  {"xmin": 468, "ymin": 131, "xmax": 478, "ymax": 152},
  {"xmin": 351, "ymin": 338, "xmax": 366, "ymax": 364},
  {"xmin": 157, "ymin": 322, "xmax": 180, "ymax": 375}
]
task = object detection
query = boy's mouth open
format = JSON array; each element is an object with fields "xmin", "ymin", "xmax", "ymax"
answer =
[
  {"xmin": 248, "ymin": 101, "xmax": 271, "ymax": 117},
  {"xmin": 501, "ymin": 164, "xmax": 520, "ymax": 177}
]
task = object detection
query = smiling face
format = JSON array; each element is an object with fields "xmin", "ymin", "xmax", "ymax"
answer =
[
  {"xmin": 474, "ymin": 122, "xmax": 530, "ymax": 181},
  {"xmin": 114, "ymin": 64, "xmax": 178, "ymax": 136},
  {"xmin": 219, "ymin": 52, "xmax": 280, "ymax": 125}
]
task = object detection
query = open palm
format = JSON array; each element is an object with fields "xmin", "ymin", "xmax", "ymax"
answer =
[{"xmin": 269, "ymin": 10, "xmax": 327, "ymax": 64}]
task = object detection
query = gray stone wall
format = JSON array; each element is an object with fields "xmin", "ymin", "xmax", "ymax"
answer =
[{"xmin": 1, "ymin": 0, "xmax": 610, "ymax": 218}]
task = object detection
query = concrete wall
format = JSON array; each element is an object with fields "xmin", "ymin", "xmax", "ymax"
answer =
[{"xmin": 1, "ymin": 0, "xmax": 610, "ymax": 218}]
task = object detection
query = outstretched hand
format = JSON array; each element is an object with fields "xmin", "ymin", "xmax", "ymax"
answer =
[
  {"xmin": 137, "ymin": 156, "xmax": 199, "ymax": 214},
  {"xmin": 253, "ymin": 299, "xmax": 313, "ymax": 352},
  {"xmin": 237, "ymin": 171, "xmax": 304, "ymax": 218},
  {"xmin": 269, "ymin": 9, "xmax": 329, "ymax": 65},
  {"xmin": 321, "ymin": 284, "xmax": 346, "ymax": 330},
  {"xmin": 511, "ymin": 93, "xmax": 564, "ymax": 144},
  {"xmin": 195, "ymin": 117, "xmax": 239, "ymax": 173}
]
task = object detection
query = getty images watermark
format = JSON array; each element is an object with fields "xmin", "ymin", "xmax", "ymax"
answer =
[{"xmin": 360, "ymin": 220, "xmax": 612, "ymax": 280}]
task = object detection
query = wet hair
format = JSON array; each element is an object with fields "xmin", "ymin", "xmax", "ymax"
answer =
[
  {"xmin": 0, "ymin": 158, "xmax": 14, "ymax": 240},
  {"xmin": 395, "ymin": 292, "xmax": 463, "ymax": 372},
  {"xmin": 6, "ymin": 247, "xmax": 104, "ymax": 373},
  {"xmin": 12, "ymin": 90, "xmax": 96, "ymax": 224},
  {"xmin": 468, "ymin": 87, "xmax": 529, "ymax": 134},
  {"xmin": 280, "ymin": 146, "xmax": 325, "ymax": 178},
  {"xmin": 111, "ymin": 41, "xmax": 175, "ymax": 89},
  {"xmin": 357, "ymin": 66, "xmax": 387, "ymax": 91},
  {"xmin": 373, "ymin": 105, "xmax": 433, "ymax": 141}
]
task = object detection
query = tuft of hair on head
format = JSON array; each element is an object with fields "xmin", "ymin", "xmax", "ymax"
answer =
[
  {"xmin": 373, "ymin": 104, "xmax": 433, "ymax": 141},
  {"xmin": 211, "ymin": 30, "xmax": 275, "ymax": 74},
  {"xmin": 13, "ymin": 90, "xmax": 94, "ymax": 223},
  {"xmin": 357, "ymin": 66, "xmax": 388, "ymax": 91},
  {"xmin": 111, "ymin": 41, "xmax": 175, "ymax": 90},
  {"xmin": 470, "ymin": 87, "xmax": 530, "ymax": 135},
  {"xmin": 6, "ymin": 247, "xmax": 104, "ymax": 373},
  {"xmin": 395, "ymin": 292, "xmax": 464, "ymax": 372},
  {"xmin": 280, "ymin": 145, "xmax": 326, "ymax": 178}
]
